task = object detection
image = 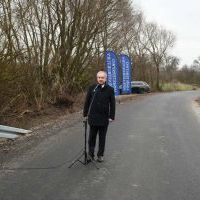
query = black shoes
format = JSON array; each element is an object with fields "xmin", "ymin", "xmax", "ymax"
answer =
[
  {"xmin": 87, "ymin": 154, "xmax": 104, "ymax": 163},
  {"xmin": 97, "ymin": 156, "xmax": 104, "ymax": 163},
  {"xmin": 86, "ymin": 155, "xmax": 95, "ymax": 163}
]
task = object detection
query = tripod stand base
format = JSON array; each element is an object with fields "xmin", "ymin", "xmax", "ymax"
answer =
[
  {"xmin": 68, "ymin": 120, "xmax": 99, "ymax": 169},
  {"xmin": 68, "ymin": 152, "xmax": 99, "ymax": 169}
]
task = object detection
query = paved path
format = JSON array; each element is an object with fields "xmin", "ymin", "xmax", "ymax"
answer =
[{"xmin": 0, "ymin": 91, "xmax": 200, "ymax": 200}]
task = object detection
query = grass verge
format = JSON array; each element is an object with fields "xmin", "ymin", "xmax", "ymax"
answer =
[{"xmin": 160, "ymin": 82, "xmax": 197, "ymax": 92}]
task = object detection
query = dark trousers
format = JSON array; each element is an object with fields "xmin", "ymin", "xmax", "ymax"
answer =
[{"xmin": 88, "ymin": 125, "xmax": 108, "ymax": 157}]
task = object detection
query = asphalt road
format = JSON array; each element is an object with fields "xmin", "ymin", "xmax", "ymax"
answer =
[{"xmin": 0, "ymin": 91, "xmax": 200, "ymax": 200}]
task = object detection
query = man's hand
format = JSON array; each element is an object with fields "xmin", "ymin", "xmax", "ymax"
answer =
[{"xmin": 109, "ymin": 118, "xmax": 114, "ymax": 122}]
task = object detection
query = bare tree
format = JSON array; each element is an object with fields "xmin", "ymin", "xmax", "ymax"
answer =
[
  {"xmin": 0, "ymin": 0, "xmax": 182, "ymax": 122},
  {"xmin": 164, "ymin": 55, "xmax": 179, "ymax": 82},
  {"xmin": 192, "ymin": 56, "xmax": 200, "ymax": 72},
  {"xmin": 142, "ymin": 23, "xmax": 176, "ymax": 89}
]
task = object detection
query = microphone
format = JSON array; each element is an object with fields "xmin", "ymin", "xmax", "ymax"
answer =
[{"xmin": 93, "ymin": 84, "xmax": 99, "ymax": 92}]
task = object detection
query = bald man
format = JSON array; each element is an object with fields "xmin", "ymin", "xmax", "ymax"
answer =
[{"xmin": 83, "ymin": 71, "xmax": 116, "ymax": 162}]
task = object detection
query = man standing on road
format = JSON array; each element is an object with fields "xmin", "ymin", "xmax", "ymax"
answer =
[{"xmin": 83, "ymin": 71, "xmax": 116, "ymax": 162}]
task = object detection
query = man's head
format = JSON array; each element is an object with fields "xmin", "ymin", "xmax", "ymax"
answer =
[{"xmin": 96, "ymin": 71, "xmax": 107, "ymax": 85}]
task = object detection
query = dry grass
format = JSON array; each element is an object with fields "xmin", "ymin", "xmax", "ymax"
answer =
[
  {"xmin": 0, "ymin": 92, "xmax": 86, "ymax": 129},
  {"xmin": 160, "ymin": 82, "xmax": 196, "ymax": 92}
]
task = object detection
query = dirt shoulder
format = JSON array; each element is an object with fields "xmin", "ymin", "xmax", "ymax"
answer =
[
  {"xmin": 192, "ymin": 96, "xmax": 200, "ymax": 123},
  {"xmin": 196, "ymin": 97, "xmax": 200, "ymax": 106}
]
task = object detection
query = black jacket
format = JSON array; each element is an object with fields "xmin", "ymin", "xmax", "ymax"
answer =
[{"xmin": 83, "ymin": 84, "xmax": 116, "ymax": 126}]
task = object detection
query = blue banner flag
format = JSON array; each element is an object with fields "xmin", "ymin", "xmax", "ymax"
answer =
[
  {"xmin": 105, "ymin": 51, "xmax": 120, "ymax": 96},
  {"xmin": 120, "ymin": 54, "xmax": 132, "ymax": 94}
]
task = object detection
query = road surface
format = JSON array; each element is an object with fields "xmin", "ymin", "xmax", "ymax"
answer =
[{"xmin": 0, "ymin": 91, "xmax": 200, "ymax": 200}]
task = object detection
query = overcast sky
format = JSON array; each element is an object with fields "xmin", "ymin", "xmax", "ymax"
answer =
[{"xmin": 134, "ymin": 0, "xmax": 200, "ymax": 66}]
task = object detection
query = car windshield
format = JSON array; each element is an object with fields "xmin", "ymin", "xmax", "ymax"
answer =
[{"xmin": 131, "ymin": 82, "xmax": 144, "ymax": 86}]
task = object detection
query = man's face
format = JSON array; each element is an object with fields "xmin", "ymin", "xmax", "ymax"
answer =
[{"xmin": 97, "ymin": 72, "xmax": 107, "ymax": 85}]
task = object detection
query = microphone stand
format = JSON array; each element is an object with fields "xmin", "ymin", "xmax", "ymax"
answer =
[{"xmin": 68, "ymin": 85, "xmax": 99, "ymax": 169}]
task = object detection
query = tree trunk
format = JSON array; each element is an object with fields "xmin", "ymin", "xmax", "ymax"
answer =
[{"xmin": 156, "ymin": 64, "xmax": 160, "ymax": 90}]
